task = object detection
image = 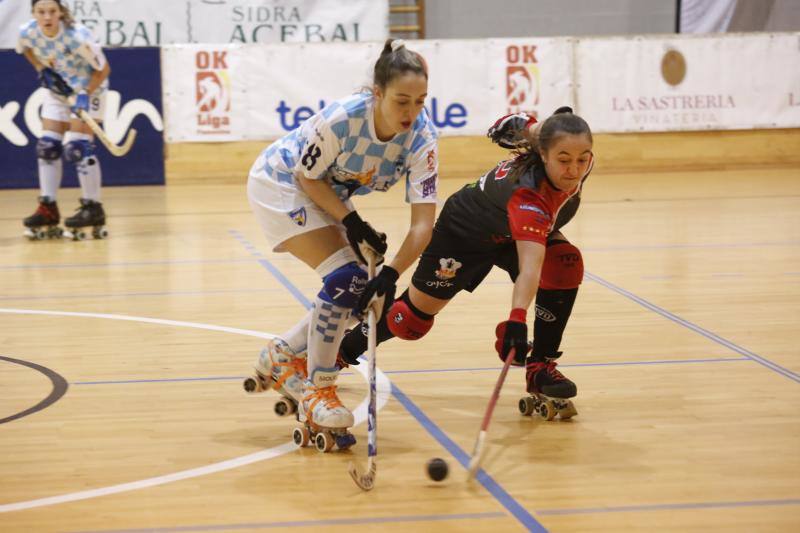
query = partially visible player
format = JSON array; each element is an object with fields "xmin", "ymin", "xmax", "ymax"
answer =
[
  {"xmin": 17, "ymin": 0, "xmax": 110, "ymax": 240},
  {"xmin": 244, "ymin": 39, "xmax": 438, "ymax": 450},
  {"xmin": 338, "ymin": 107, "xmax": 592, "ymax": 419}
]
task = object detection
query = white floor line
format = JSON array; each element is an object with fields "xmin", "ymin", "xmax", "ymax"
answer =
[{"xmin": 0, "ymin": 308, "xmax": 390, "ymax": 513}]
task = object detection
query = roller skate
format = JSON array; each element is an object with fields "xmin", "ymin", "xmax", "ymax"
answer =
[
  {"xmin": 518, "ymin": 353, "xmax": 578, "ymax": 420},
  {"xmin": 23, "ymin": 196, "xmax": 63, "ymax": 240},
  {"xmin": 293, "ymin": 367, "xmax": 356, "ymax": 453},
  {"xmin": 64, "ymin": 198, "xmax": 108, "ymax": 240},
  {"xmin": 242, "ymin": 338, "xmax": 307, "ymax": 418}
]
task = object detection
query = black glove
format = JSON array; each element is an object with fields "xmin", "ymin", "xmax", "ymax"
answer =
[
  {"xmin": 487, "ymin": 112, "xmax": 537, "ymax": 150},
  {"xmin": 358, "ymin": 265, "xmax": 399, "ymax": 320},
  {"xmin": 494, "ymin": 308, "xmax": 528, "ymax": 365},
  {"xmin": 342, "ymin": 210, "xmax": 387, "ymax": 266},
  {"xmin": 38, "ymin": 67, "xmax": 73, "ymax": 97}
]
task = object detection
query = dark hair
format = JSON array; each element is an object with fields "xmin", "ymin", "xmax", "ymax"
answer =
[
  {"xmin": 509, "ymin": 110, "xmax": 592, "ymax": 180},
  {"xmin": 373, "ymin": 39, "xmax": 428, "ymax": 90}
]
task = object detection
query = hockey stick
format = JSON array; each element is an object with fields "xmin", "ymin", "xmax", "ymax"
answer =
[
  {"xmin": 348, "ymin": 254, "xmax": 378, "ymax": 490},
  {"xmin": 66, "ymin": 94, "xmax": 137, "ymax": 157},
  {"xmin": 76, "ymin": 108, "xmax": 137, "ymax": 157},
  {"xmin": 467, "ymin": 347, "xmax": 517, "ymax": 479}
]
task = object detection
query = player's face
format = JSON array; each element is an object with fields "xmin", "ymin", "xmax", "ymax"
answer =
[
  {"xmin": 33, "ymin": 1, "xmax": 62, "ymax": 37},
  {"xmin": 374, "ymin": 72, "xmax": 428, "ymax": 141},
  {"xmin": 541, "ymin": 134, "xmax": 593, "ymax": 191}
]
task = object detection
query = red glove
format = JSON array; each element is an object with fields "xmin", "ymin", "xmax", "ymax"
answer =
[{"xmin": 495, "ymin": 308, "xmax": 529, "ymax": 365}]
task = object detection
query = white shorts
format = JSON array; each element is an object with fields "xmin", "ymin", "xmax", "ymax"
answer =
[
  {"xmin": 247, "ymin": 172, "xmax": 352, "ymax": 253},
  {"xmin": 40, "ymin": 87, "xmax": 106, "ymax": 123}
]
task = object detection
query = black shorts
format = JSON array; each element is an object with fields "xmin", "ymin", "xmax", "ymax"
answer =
[{"xmin": 410, "ymin": 224, "xmax": 519, "ymax": 301}]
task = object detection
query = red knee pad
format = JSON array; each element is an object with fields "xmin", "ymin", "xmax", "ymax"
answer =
[
  {"xmin": 539, "ymin": 242, "xmax": 583, "ymax": 290},
  {"xmin": 386, "ymin": 299, "xmax": 434, "ymax": 340}
]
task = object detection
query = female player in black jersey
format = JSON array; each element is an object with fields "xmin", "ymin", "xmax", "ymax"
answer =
[{"xmin": 342, "ymin": 107, "xmax": 593, "ymax": 418}]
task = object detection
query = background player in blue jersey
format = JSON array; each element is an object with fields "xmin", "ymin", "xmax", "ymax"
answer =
[
  {"xmin": 337, "ymin": 108, "xmax": 593, "ymax": 420},
  {"xmin": 17, "ymin": 0, "xmax": 110, "ymax": 240},
  {"xmin": 244, "ymin": 39, "xmax": 439, "ymax": 449}
]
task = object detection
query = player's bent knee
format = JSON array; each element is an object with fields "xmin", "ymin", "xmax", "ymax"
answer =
[
  {"xmin": 539, "ymin": 241, "xmax": 583, "ymax": 290},
  {"xmin": 386, "ymin": 297, "xmax": 434, "ymax": 340},
  {"xmin": 36, "ymin": 137, "xmax": 63, "ymax": 161},
  {"xmin": 318, "ymin": 261, "xmax": 368, "ymax": 309},
  {"xmin": 64, "ymin": 139, "xmax": 94, "ymax": 163}
]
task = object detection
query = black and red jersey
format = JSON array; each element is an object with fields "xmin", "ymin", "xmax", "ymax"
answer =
[{"xmin": 440, "ymin": 155, "xmax": 592, "ymax": 250}]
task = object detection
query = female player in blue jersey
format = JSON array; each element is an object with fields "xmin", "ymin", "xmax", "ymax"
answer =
[
  {"xmin": 17, "ymin": 0, "xmax": 110, "ymax": 240},
  {"xmin": 244, "ymin": 39, "xmax": 439, "ymax": 450}
]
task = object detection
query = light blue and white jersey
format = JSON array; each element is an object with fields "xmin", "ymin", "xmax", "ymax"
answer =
[
  {"xmin": 16, "ymin": 20, "xmax": 107, "ymax": 94},
  {"xmin": 252, "ymin": 92, "xmax": 439, "ymax": 204}
]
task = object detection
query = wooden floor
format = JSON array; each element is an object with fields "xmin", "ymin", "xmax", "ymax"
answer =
[{"xmin": 1, "ymin": 159, "xmax": 799, "ymax": 532}]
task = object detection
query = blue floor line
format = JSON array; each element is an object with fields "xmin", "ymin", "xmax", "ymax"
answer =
[
  {"xmin": 0, "ymin": 258, "xmax": 256, "ymax": 270},
  {"xmin": 67, "ymin": 512, "xmax": 508, "ymax": 533},
  {"xmin": 536, "ymin": 498, "xmax": 800, "ymax": 516},
  {"xmin": 585, "ymin": 272, "xmax": 800, "ymax": 383},
  {"xmin": 69, "ymin": 357, "xmax": 750, "ymax": 386},
  {"xmin": 391, "ymin": 384, "xmax": 547, "ymax": 533},
  {"xmin": 232, "ymin": 234, "xmax": 547, "ymax": 532}
]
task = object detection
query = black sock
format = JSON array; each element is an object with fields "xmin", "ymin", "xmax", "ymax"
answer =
[{"xmin": 530, "ymin": 288, "xmax": 578, "ymax": 362}]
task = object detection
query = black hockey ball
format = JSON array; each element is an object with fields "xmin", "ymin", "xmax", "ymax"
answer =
[{"xmin": 426, "ymin": 457, "xmax": 448, "ymax": 482}]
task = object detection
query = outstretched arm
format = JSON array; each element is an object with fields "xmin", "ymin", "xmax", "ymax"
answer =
[
  {"xmin": 86, "ymin": 61, "xmax": 110, "ymax": 95},
  {"xmin": 496, "ymin": 239, "xmax": 546, "ymax": 362},
  {"xmin": 511, "ymin": 239, "xmax": 546, "ymax": 311},
  {"xmin": 387, "ymin": 202, "xmax": 435, "ymax": 275}
]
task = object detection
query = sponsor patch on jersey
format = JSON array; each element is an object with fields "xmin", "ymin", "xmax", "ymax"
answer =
[
  {"xmin": 288, "ymin": 207, "xmax": 307, "ymax": 226},
  {"xmin": 435, "ymin": 257, "xmax": 462, "ymax": 280},
  {"xmin": 421, "ymin": 174, "xmax": 437, "ymax": 197},
  {"xmin": 519, "ymin": 203, "xmax": 548, "ymax": 217}
]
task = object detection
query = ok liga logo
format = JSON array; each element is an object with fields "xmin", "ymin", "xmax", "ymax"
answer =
[
  {"xmin": 505, "ymin": 44, "xmax": 540, "ymax": 116},
  {"xmin": 195, "ymin": 51, "xmax": 231, "ymax": 134}
]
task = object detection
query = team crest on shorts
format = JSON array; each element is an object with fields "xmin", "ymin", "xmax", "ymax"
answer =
[
  {"xmin": 435, "ymin": 257, "xmax": 462, "ymax": 280},
  {"xmin": 288, "ymin": 207, "xmax": 307, "ymax": 226}
]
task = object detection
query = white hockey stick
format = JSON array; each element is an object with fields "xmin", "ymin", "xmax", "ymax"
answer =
[
  {"xmin": 348, "ymin": 254, "xmax": 378, "ymax": 490},
  {"xmin": 77, "ymin": 109, "xmax": 137, "ymax": 157},
  {"xmin": 467, "ymin": 347, "xmax": 517, "ymax": 479},
  {"xmin": 67, "ymin": 95, "xmax": 137, "ymax": 157}
]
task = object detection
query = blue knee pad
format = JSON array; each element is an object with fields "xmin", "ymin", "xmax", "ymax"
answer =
[
  {"xmin": 318, "ymin": 262, "xmax": 368, "ymax": 309},
  {"xmin": 64, "ymin": 139, "xmax": 95, "ymax": 163},
  {"xmin": 36, "ymin": 137, "xmax": 63, "ymax": 161}
]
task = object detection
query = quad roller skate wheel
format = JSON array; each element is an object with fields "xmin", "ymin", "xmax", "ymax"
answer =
[
  {"xmin": 314, "ymin": 431, "xmax": 336, "ymax": 453},
  {"xmin": 519, "ymin": 396, "xmax": 536, "ymax": 416},
  {"xmin": 65, "ymin": 229, "xmax": 86, "ymax": 241},
  {"xmin": 518, "ymin": 395, "xmax": 565, "ymax": 421},
  {"xmin": 242, "ymin": 377, "xmax": 258, "ymax": 393},
  {"xmin": 293, "ymin": 426, "xmax": 310, "ymax": 447},
  {"xmin": 273, "ymin": 397, "xmax": 297, "ymax": 417},
  {"xmin": 24, "ymin": 226, "xmax": 62, "ymax": 240},
  {"xmin": 92, "ymin": 227, "xmax": 108, "ymax": 239},
  {"xmin": 538, "ymin": 400, "xmax": 557, "ymax": 421},
  {"xmin": 25, "ymin": 228, "xmax": 45, "ymax": 240}
]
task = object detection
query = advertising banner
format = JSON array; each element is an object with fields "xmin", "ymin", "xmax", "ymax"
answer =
[
  {"xmin": 0, "ymin": 0, "xmax": 387, "ymax": 48},
  {"xmin": 0, "ymin": 48, "xmax": 164, "ymax": 189},
  {"xmin": 486, "ymin": 38, "xmax": 576, "ymax": 122},
  {"xmin": 575, "ymin": 33, "xmax": 800, "ymax": 132},
  {"xmin": 162, "ymin": 38, "xmax": 577, "ymax": 142}
]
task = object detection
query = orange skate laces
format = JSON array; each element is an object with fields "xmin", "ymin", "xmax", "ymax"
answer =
[{"xmin": 270, "ymin": 357, "xmax": 308, "ymax": 391}]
